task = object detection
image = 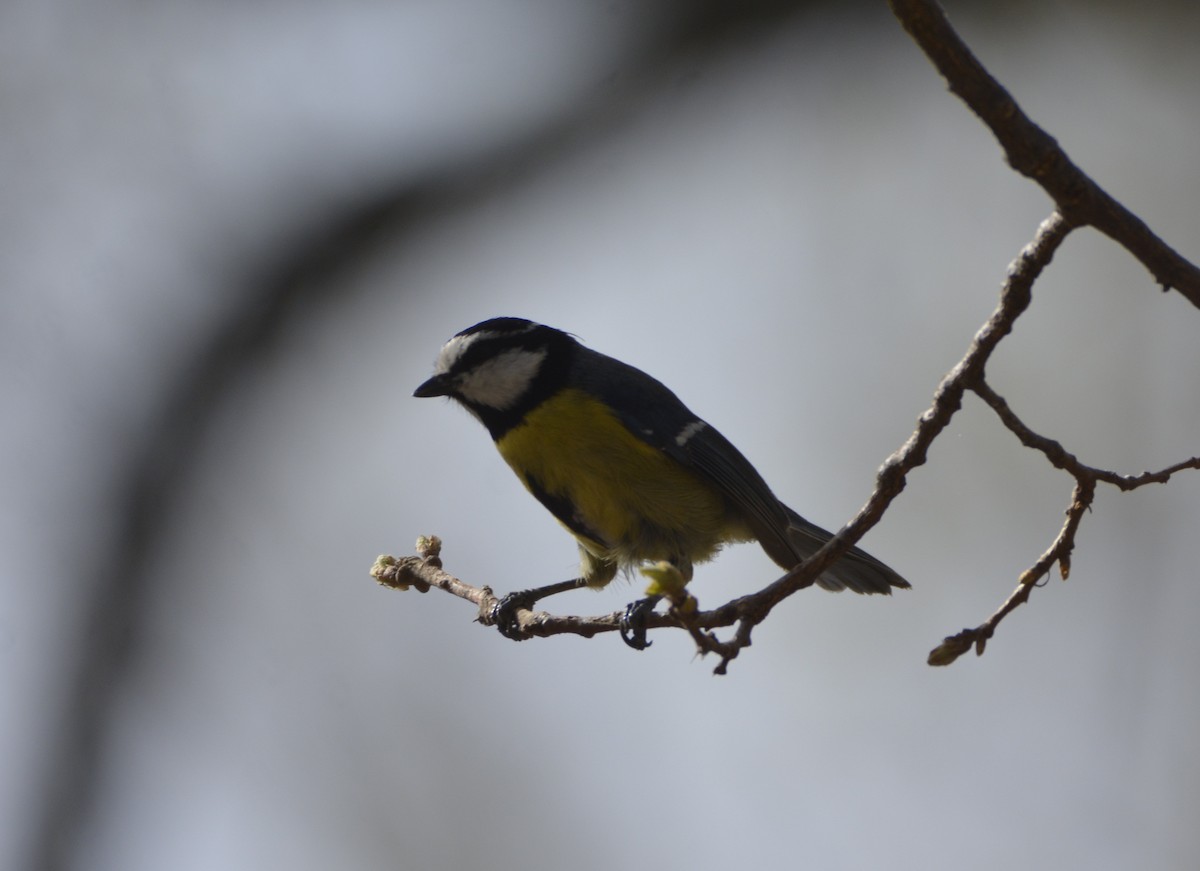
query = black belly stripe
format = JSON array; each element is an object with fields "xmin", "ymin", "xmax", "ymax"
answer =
[{"xmin": 523, "ymin": 472, "xmax": 607, "ymax": 547}]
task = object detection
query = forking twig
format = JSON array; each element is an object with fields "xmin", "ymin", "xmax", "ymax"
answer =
[
  {"xmin": 381, "ymin": 3, "xmax": 1200, "ymax": 672},
  {"xmin": 887, "ymin": 0, "xmax": 1200, "ymax": 306}
]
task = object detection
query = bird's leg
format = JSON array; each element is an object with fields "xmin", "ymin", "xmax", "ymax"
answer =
[{"xmin": 492, "ymin": 578, "xmax": 588, "ymax": 641}]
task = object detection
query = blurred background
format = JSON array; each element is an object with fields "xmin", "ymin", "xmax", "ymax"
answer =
[{"xmin": 4, "ymin": 0, "xmax": 1199, "ymax": 868}]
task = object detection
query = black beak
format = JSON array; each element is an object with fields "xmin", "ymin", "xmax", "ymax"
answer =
[{"xmin": 413, "ymin": 374, "xmax": 453, "ymax": 398}]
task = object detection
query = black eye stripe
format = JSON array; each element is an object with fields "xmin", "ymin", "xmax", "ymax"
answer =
[
  {"xmin": 432, "ymin": 319, "xmax": 578, "ymax": 440},
  {"xmin": 447, "ymin": 320, "xmax": 562, "ymax": 376},
  {"xmin": 452, "ymin": 334, "xmax": 539, "ymax": 375}
]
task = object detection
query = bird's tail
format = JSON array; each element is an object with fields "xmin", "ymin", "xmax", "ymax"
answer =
[{"xmin": 783, "ymin": 506, "xmax": 910, "ymax": 595}]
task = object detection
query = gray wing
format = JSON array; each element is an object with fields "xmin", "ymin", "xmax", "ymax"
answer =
[
  {"xmin": 572, "ymin": 346, "xmax": 909, "ymax": 594},
  {"xmin": 571, "ymin": 348, "xmax": 800, "ymax": 569},
  {"xmin": 682, "ymin": 424, "xmax": 908, "ymax": 593}
]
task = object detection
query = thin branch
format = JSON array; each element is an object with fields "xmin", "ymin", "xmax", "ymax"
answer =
[
  {"xmin": 371, "ymin": 540, "xmax": 739, "ymax": 643},
  {"xmin": 387, "ymin": 5, "xmax": 1200, "ymax": 671},
  {"xmin": 928, "ymin": 479, "xmax": 1094, "ymax": 665},
  {"xmin": 888, "ymin": 0, "xmax": 1200, "ymax": 306},
  {"xmin": 377, "ymin": 212, "xmax": 1074, "ymax": 673},
  {"xmin": 973, "ymin": 381, "xmax": 1200, "ymax": 491},
  {"xmin": 668, "ymin": 212, "xmax": 1074, "ymax": 671},
  {"xmin": 33, "ymin": 10, "xmax": 830, "ymax": 870},
  {"xmin": 925, "ymin": 383, "xmax": 1200, "ymax": 665},
  {"xmin": 874, "ymin": 0, "xmax": 1200, "ymax": 663}
]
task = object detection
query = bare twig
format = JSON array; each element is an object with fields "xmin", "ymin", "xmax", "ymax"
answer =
[
  {"xmin": 880, "ymin": 0, "xmax": 1200, "ymax": 662},
  {"xmin": 887, "ymin": 0, "xmax": 1200, "ymax": 306},
  {"xmin": 926, "ymin": 386, "xmax": 1200, "ymax": 666},
  {"xmin": 379, "ymin": 214, "xmax": 1075, "ymax": 672},
  {"xmin": 386, "ymin": 3, "xmax": 1200, "ymax": 672},
  {"xmin": 382, "ymin": 200, "xmax": 1196, "ymax": 669},
  {"xmin": 372, "ymin": 538, "xmax": 740, "ymax": 643}
]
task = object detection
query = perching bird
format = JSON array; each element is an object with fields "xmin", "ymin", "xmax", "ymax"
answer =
[{"xmin": 414, "ymin": 317, "xmax": 908, "ymax": 648}]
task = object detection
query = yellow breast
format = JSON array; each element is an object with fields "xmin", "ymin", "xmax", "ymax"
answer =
[{"xmin": 495, "ymin": 388, "xmax": 740, "ymax": 568}]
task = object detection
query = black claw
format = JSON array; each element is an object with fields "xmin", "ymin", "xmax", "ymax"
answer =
[
  {"xmin": 620, "ymin": 596, "xmax": 662, "ymax": 650},
  {"xmin": 490, "ymin": 578, "xmax": 588, "ymax": 642},
  {"xmin": 492, "ymin": 590, "xmax": 538, "ymax": 641}
]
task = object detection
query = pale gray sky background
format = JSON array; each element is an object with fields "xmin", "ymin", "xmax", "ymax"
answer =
[{"xmin": 3, "ymin": 1, "xmax": 1199, "ymax": 869}]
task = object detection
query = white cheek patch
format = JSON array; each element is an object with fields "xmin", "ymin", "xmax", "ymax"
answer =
[{"xmin": 456, "ymin": 347, "xmax": 547, "ymax": 409}]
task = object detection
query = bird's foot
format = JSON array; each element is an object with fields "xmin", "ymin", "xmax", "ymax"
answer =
[
  {"xmin": 491, "ymin": 589, "xmax": 539, "ymax": 641},
  {"xmin": 620, "ymin": 595, "xmax": 662, "ymax": 650},
  {"xmin": 489, "ymin": 578, "xmax": 587, "ymax": 641}
]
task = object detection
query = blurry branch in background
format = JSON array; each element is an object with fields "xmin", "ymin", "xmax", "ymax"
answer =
[
  {"xmin": 30, "ymin": 4, "xmax": 820, "ymax": 871},
  {"xmin": 383, "ymin": 0, "xmax": 1200, "ymax": 672},
  {"xmin": 33, "ymin": 0, "xmax": 1199, "ymax": 860}
]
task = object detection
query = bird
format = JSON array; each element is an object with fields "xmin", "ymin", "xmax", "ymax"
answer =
[{"xmin": 414, "ymin": 317, "xmax": 908, "ymax": 648}]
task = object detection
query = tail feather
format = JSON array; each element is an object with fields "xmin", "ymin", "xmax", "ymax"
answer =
[{"xmin": 782, "ymin": 506, "xmax": 910, "ymax": 595}]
